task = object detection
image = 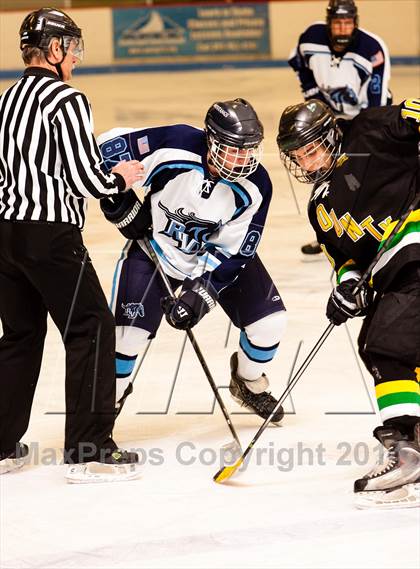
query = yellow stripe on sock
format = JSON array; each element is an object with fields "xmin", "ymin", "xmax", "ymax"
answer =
[
  {"xmin": 416, "ymin": 368, "xmax": 420, "ymax": 382},
  {"xmin": 375, "ymin": 379, "xmax": 420, "ymax": 399}
]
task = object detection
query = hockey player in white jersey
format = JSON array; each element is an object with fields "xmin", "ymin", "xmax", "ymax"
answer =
[
  {"xmin": 289, "ymin": 0, "xmax": 391, "ymax": 120},
  {"xmin": 289, "ymin": 0, "xmax": 392, "ymax": 255},
  {"xmin": 98, "ymin": 99, "xmax": 287, "ymax": 424}
]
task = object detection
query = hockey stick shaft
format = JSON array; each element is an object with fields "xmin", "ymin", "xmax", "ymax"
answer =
[
  {"xmin": 142, "ymin": 236, "xmax": 242, "ymax": 449},
  {"xmin": 215, "ymin": 191, "xmax": 420, "ymax": 482}
]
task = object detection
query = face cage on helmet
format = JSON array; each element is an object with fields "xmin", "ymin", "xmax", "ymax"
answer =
[
  {"xmin": 279, "ymin": 132, "xmax": 339, "ymax": 184},
  {"xmin": 209, "ymin": 137, "xmax": 263, "ymax": 182}
]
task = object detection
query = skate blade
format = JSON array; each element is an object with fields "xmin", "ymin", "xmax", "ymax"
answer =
[
  {"xmin": 300, "ymin": 255, "xmax": 325, "ymax": 263},
  {"xmin": 0, "ymin": 456, "xmax": 28, "ymax": 475},
  {"xmin": 65, "ymin": 462, "xmax": 142, "ymax": 484},
  {"xmin": 355, "ymin": 483, "xmax": 420, "ymax": 510}
]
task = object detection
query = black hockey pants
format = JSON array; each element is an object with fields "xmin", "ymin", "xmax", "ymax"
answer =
[
  {"xmin": 358, "ymin": 263, "xmax": 420, "ymax": 436},
  {"xmin": 0, "ymin": 222, "xmax": 117, "ymax": 463}
]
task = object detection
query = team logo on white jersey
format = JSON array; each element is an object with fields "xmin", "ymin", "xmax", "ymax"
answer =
[
  {"xmin": 158, "ymin": 202, "xmax": 221, "ymax": 254},
  {"xmin": 122, "ymin": 302, "xmax": 145, "ymax": 319}
]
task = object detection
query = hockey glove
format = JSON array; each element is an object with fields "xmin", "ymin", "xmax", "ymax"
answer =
[
  {"xmin": 162, "ymin": 278, "xmax": 218, "ymax": 330},
  {"xmin": 100, "ymin": 190, "xmax": 152, "ymax": 240},
  {"xmin": 326, "ymin": 279, "xmax": 371, "ymax": 326}
]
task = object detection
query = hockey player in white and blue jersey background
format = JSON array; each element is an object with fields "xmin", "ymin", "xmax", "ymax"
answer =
[
  {"xmin": 289, "ymin": 0, "xmax": 392, "ymax": 255},
  {"xmin": 289, "ymin": 0, "xmax": 391, "ymax": 121},
  {"xmin": 98, "ymin": 99, "xmax": 287, "ymax": 424}
]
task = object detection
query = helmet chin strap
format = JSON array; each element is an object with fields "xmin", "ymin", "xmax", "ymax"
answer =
[{"xmin": 45, "ymin": 40, "xmax": 66, "ymax": 80}]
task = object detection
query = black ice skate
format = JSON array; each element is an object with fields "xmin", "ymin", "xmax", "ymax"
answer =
[
  {"xmin": 229, "ymin": 352, "xmax": 284, "ymax": 424},
  {"xmin": 301, "ymin": 240, "xmax": 322, "ymax": 255},
  {"xmin": 0, "ymin": 443, "xmax": 29, "ymax": 475},
  {"xmin": 354, "ymin": 424, "xmax": 420, "ymax": 509}
]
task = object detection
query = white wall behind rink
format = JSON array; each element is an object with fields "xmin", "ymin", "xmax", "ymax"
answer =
[{"xmin": 0, "ymin": 1, "xmax": 418, "ymax": 72}]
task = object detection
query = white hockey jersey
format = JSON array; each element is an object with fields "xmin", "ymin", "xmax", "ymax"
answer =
[
  {"xmin": 289, "ymin": 23, "xmax": 391, "ymax": 119},
  {"xmin": 97, "ymin": 124, "xmax": 272, "ymax": 292}
]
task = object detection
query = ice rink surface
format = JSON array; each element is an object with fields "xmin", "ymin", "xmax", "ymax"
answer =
[{"xmin": 1, "ymin": 67, "xmax": 419, "ymax": 568}]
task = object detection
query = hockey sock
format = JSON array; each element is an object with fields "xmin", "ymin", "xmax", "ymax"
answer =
[{"xmin": 237, "ymin": 311, "xmax": 287, "ymax": 381}]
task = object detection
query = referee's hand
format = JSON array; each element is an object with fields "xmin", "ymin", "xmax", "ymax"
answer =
[{"xmin": 112, "ymin": 160, "xmax": 145, "ymax": 189}]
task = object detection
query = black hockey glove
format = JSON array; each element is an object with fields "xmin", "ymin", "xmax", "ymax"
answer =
[
  {"xmin": 100, "ymin": 190, "xmax": 152, "ymax": 240},
  {"xmin": 162, "ymin": 278, "xmax": 218, "ymax": 330},
  {"xmin": 326, "ymin": 279, "xmax": 371, "ymax": 326}
]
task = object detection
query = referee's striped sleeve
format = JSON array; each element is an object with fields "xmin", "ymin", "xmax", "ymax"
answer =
[{"xmin": 53, "ymin": 92, "xmax": 125, "ymax": 199}]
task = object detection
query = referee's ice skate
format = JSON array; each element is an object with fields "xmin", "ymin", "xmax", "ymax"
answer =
[
  {"xmin": 354, "ymin": 424, "xmax": 420, "ymax": 509},
  {"xmin": 229, "ymin": 352, "xmax": 284, "ymax": 424},
  {"xmin": 0, "ymin": 443, "xmax": 29, "ymax": 475},
  {"xmin": 65, "ymin": 448, "xmax": 141, "ymax": 484}
]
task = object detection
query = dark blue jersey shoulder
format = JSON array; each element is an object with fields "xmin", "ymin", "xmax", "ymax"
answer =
[
  {"xmin": 100, "ymin": 124, "xmax": 207, "ymax": 172},
  {"xmin": 299, "ymin": 23, "xmax": 330, "ymax": 47},
  {"xmin": 351, "ymin": 28, "xmax": 385, "ymax": 59},
  {"xmin": 248, "ymin": 164, "xmax": 272, "ymax": 202}
]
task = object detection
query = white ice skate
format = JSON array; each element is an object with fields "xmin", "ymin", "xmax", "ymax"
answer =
[
  {"xmin": 354, "ymin": 425, "xmax": 420, "ymax": 509},
  {"xmin": 0, "ymin": 443, "xmax": 29, "ymax": 475},
  {"xmin": 65, "ymin": 448, "xmax": 142, "ymax": 484}
]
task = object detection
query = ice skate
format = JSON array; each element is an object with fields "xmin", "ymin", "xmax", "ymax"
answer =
[
  {"xmin": 354, "ymin": 425, "xmax": 420, "ymax": 509},
  {"xmin": 65, "ymin": 448, "xmax": 141, "ymax": 484},
  {"xmin": 301, "ymin": 240, "xmax": 322, "ymax": 255},
  {"xmin": 229, "ymin": 352, "xmax": 284, "ymax": 424},
  {"xmin": 0, "ymin": 443, "xmax": 29, "ymax": 475}
]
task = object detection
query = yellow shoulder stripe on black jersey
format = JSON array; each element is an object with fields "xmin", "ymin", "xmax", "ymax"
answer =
[{"xmin": 401, "ymin": 98, "xmax": 420, "ymax": 128}]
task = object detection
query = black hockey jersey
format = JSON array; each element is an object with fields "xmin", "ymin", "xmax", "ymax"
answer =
[{"xmin": 308, "ymin": 99, "xmax": 420, "ymax": 292}]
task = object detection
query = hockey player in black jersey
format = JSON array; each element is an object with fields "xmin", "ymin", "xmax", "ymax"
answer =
[{"xmin": 277, "ymin": 98, "xmax": 420, "ymax": 508}]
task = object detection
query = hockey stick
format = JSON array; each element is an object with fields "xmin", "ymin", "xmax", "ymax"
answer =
[
  {"xmin": 142, "ymin": 236, "xmax": 242, "ymax": 453},
  {"xmin": 214, "ymin": 191, "xmax": 420, "ymax": 483}
]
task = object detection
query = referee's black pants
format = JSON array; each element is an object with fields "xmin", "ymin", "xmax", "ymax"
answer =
[{"xmin": 0, "ymin": 222, "xmax": 117, "ymax": 463}]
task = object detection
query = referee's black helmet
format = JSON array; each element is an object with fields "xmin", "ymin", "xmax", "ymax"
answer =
[{"xmin": 20, "ymin": 7, "xmax": 83, "ymax": 59}]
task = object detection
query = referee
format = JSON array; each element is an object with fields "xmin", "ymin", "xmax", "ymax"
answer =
[{"xmin": 0, "ymin": 8, "xmax": 144, "ymax": 477}]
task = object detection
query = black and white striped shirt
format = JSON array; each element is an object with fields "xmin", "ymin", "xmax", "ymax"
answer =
[{"xmin": 0, "ymin": 67, "xmax": 125, "ymax": 229}]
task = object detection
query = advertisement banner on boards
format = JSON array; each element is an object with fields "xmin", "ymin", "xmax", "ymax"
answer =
[{"xmin": 113, "ymin": 3, "xmax": 270, "ymax": 61}]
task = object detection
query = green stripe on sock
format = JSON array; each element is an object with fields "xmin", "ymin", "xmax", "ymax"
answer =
[{"xmin": 377, "ymin": 391, "xmax": 420, "ymax": 410}]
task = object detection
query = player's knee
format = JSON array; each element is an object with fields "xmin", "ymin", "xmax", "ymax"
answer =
[
  {"xmin": 245, "ymin": 310, "xmax": 287, "ymax": 346},
  {"xmin": 363, "ymin": 289, "xmax": 419, "ymax": 372},
  {"xmin": 5, "ymin": 318, "xmax": 48, "ymax": 345},
  {"xmin": 116, "ymin": 325, "xmax": 150, "ymax": 356},
  {"xmin": 362, "ymin": 350, "xmax": 416, "ymax": 384}
]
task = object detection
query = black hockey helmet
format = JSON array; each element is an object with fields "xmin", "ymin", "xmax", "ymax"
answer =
[
  {"xmin": 20, "ymin": 7, "xmax": 83, "ymax": 71},
  {"xmin": 205, "ymin": 98, "xmax": 264, "ymax": 182},
  {"xmin": 277, "ymin": 99, "xmax": 342, "ymax": 183},
  {"xmin": 326, "ymin": 0, "xmax": 358, "ymax": 50}
]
